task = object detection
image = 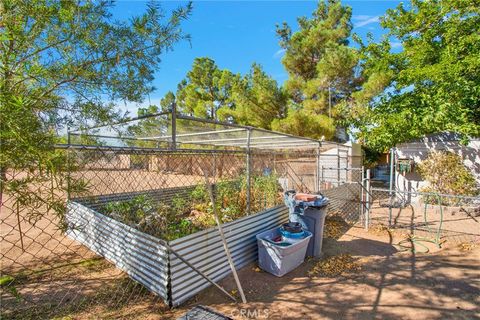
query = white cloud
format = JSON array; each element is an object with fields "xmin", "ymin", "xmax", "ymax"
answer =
[
  {"xmin": 273, "ymin": 48, "xmax": 286, "ymax": 59},
  {"xmin": 353, "ymin": 15, "xmax": 380, "ymax": 28},
  {"xmin": 353, "ymin": 15, "xmax": 374, "ymax": 21},
  {"xmin": 390, "ymin": 41, "xmax": 403, "ymax": 48}
]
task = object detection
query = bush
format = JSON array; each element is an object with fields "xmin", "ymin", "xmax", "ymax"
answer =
[{"xmin": 417, "ymin": 151, "xmax": 479, "ymax": 197}]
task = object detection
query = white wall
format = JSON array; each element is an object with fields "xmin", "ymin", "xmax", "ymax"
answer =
[{"xmin": 394, "ymin": 132, "xmax": 480, "ymax": 200}]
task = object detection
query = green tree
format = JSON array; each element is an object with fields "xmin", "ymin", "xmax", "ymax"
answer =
[
  {"xmin": 271, "ymin": 108, "xmax": 335, "ymax": 140},
  {"xmin": 221, "ymin": 63, "xmax": 287, "ymax": 129},
  {"xmin": 126, "ymin": 105, "xmax": 170, "ymax": 148},
  {"xmin": 355, "ymin": 0, "xmax": 480, "ymax": 151},
  {"xmin": 1, "ymin": 0, "xmax": 191, "ymax": 222},
  {"xmin": 160, "ymin": 91, "xmax": 177, "ymax": 112},
  {"xmin": 275, "ymin": 0, "xmax": 360, "ymax": 138},
  {"xmin": 176, "ymin": 57, "xmax": 240, "ymax": 120}
]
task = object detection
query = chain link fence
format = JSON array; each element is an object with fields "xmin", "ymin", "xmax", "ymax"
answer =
[
  {"xmin": 367, "ymin": 187, "xmax": 480, "ymax": 246},
  {"xmin": 7, "ymin": 136, "xmax": 477, "ymax": 319},
  {"xmin": 318, "ymin": 168, "xmax": 364, "ymax": 224},
  {"xmin": 2, "ymin": 142, "xmax": 363, "ymax": 319}
]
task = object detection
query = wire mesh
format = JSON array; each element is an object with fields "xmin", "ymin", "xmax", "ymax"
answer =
[
  {"xmin": 368, "ymin": 188, "xmax": 480, "ymax": 246},
  {"xmin": 1, "ymin": 136, "xmax": 363, "ymax": 319}
]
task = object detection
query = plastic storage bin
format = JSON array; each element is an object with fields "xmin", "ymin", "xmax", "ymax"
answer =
[{"xmin": 256, "ymin": 227, "xmax": 312, "ymax": 277}]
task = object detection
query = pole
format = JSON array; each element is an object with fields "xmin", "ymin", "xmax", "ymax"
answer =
[
  {"xmin": 361, "ymin": 165, "xmax": 365, "ymax": 225},
  {"xmin": 273, "ymin": 151, "xmax": 277, "ymax": 174},
  {"xmin": 315, "ymin": 146, "xmax": 320, "ymax": 192},
  {"xmin": 67, "ymin": 130, "xmax": 71, "ymax": 200},
  {"xmin": 365, "ymin": 168, "xmax": 371, "ymax": 230},
  {"xmin": 328, "ymin": 86, "xmax": 332, "ymax": 119},
  {"xmin": 246, "ymin": 128, "xmax": 252, "ymax": 215},
  {"xmin": 389, "ymin": 148, "xmax": 395, "ymax": 226},
  {"xmin": 321, "ymin": 165, "xmax": 324, "ymax": 189},
  {"xmin": 171, "ymin": 102, "xmax": 177, "ymax": 150},
  {"xmin": 204, "ymin": 175, "xmax": 247, "ymax": 304},
  {"xmin": 337, "ymin": 145, "xmax": 340, "ymax": 186}
]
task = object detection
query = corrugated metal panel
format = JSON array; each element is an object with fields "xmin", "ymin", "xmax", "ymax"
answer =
[
  {"xmin": 169, "ymin": 205, "xmax": 289, "ymax": 306},
  {"xmin": 68, "ymin": 189, "xmax": 290, "ymax": 307},
  {"xmin": 66, "ymin": 201, "xmax": 170, "ymax": 302}
]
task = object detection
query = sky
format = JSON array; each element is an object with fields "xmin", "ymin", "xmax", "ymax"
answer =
[{"xmin": 111, "ymin": 1, "xmax": 403, "ymax": 114}]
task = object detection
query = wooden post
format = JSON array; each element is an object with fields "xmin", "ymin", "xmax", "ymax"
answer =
[
  {"xmin": 204, "ymin": 175, "xmax": 247, "ymax": 304},
  {"xmin": 16, "ymin": 202, "xmax": 24, "ymax": 252}
]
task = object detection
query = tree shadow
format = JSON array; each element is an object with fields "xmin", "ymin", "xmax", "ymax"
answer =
[{"xmin": 180, "ymin": 225, "xmax": 480, "ymax": 320}]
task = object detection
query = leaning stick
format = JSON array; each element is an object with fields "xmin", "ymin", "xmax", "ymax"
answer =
[
  {"xmin": 163, "ymin": 242, "xmax": 236, "ymax": 303},
  {"xmin": 203, "ymin": 171, "xmax": 247, "ymax": 304}
]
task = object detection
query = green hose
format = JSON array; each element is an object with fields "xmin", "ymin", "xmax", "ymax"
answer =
[{"xmin": 397, "ymin": 193, "xmax": 443, "ymax": 253}]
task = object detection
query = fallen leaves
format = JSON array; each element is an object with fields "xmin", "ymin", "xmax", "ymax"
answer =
[
  {"xmin": 308, "ymin": 254, "xmax": 361, "ymax": 278},
  {"xmin": 324, "ymin": 215, "xmax": 350, "ymax": 239},
  {"xmin": 369, "ymin": 223, "xmax": 393, "ymax": 235},
  {"xmin": 459, "ymin": 242, "xmax": 477, "ymax": 251}
]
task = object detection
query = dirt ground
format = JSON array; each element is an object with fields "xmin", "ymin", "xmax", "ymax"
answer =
[
  {"xmin": 170, "ymin": 225, "xmax": 480, "ymax": 320},
  {"xmin": 2, "ymin": 169, "xmax": 479, "ymax": 319},
  {"xmin": 369, "ymin": 201, "xmax": 480, "ymax": 245},
  {"xmin": 2, "ymin": 218, "xmax": 479, "ymax": 319}
]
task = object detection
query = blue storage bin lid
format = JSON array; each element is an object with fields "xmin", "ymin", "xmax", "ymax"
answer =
[{"xmin": 280, "ymin": 228, "xmax": 307, "ymax": 239}]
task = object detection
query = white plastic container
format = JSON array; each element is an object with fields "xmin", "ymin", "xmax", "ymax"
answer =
[{"xmin": 256, "ymin": 227, "xmax": 312, "ymax": 277}]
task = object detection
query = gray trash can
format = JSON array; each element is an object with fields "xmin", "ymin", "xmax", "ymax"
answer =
[
  {"xmin": 256, "ymin": 227, "xmax": 312, "ymax": 277},
  {"xmin": 284, "ymin": 191, "xmax": 329, "ymax": 257}
]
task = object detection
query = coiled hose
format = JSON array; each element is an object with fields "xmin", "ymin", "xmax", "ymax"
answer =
[{"xmin": 397, "ymin": 193, "xmax": 443, "ymax": 253}]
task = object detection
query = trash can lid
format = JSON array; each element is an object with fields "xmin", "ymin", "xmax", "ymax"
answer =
[{"xmin": 294, "ymin": 193, "xmax": 318, "ymax": 201}]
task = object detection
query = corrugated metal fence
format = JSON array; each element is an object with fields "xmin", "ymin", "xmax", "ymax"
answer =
[
  {"xmin": 66, "ymin": 201, "xmax": 170, "ymax": 301},
  {"xmin": 168, "ymin": 205, "xmax": 288, "ymax": 306},
  {"xmin": 66, "ymin": 187, "xmax": 289, "ymax": 307},
  {"xmin": 66, "ymin": 183, "xmax": 361, "ymax": 306}
]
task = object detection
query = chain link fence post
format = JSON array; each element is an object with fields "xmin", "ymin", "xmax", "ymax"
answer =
[
  {"xmin": 360, "ymin": 166, "xmax": 365, "ymax": 226},
  {"xmin": 365, "ymin": 168, "xmax": 371, "ymax": 230},
  {"xmin": 315, "ymin": 144, "xmax": 320, "ymax": 192},
  {"xmin": 246, "ymin": 128, "xmax": 252, "ymax": 215}
]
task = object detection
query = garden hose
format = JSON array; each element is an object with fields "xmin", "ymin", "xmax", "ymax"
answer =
[{"xmin": 397, "ymin": 193, "xmax": 443, "ymax": 253}]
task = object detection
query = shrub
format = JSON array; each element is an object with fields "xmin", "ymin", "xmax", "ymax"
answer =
[
  {"xmin": 417, "ymin": 151, "xmax": 479, "ymax": 197},
  {"xmin": 100, "ymin": 173, "xmax": 282, "ymax": 240}
]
